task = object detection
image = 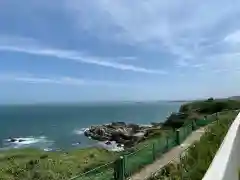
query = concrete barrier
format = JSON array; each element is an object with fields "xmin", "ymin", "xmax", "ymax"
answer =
[{"xmin": 202, "ymin": 112, "xmax": 240, "ymax": 180}]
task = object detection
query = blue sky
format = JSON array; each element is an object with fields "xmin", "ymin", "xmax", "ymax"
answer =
[{"xmin": 1, "ymin": 0, "xmax": 240, "ymax": 103}]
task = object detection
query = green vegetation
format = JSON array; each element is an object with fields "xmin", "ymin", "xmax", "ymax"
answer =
[
  {"xmin": 179, "ymin": 98, "xmax": 240, "ymax": 115},
  {"xmin": 162, "ymin": 98, "xmax": 240, "ymax": 129},
  {"xmin": 148, "ymin": 110, "xmax": 238, "ymax": 180},
  {"xmin": 0, "ymin": 98, "xmax": 239, "ymax": 180},
  {"xmin": 0, "ymin": 147, "xmax": 116, "ymax": 180}
]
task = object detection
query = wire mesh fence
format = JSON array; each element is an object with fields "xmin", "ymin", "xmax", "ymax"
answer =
[
  {"xmin": 124, "ymin": 144, "xmax": 155, "ymax": 177},
  {"xmin": 69, "ymin": 161, "xmax": 115, "ymax": 180},
  {"xmin": 124, "ymin": 133, "xmax": 178, "ymax": 177},
  {"xmin": 146, "ymin": 111, "xmax": 239, "ymax": 180},
  {"xmin": 69, "ymin": 114, "xmax": 221, "ymax": 180},
  {"xmin": 146, "ymin": 145, "xmax": 200, "ymax": 180}
]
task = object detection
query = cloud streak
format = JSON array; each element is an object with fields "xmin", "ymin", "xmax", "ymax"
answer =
[
  {"xmin": 0, "ymin": 73, "xmax": 127, "ymax": 87},
  {"xmin": 65, "ymin": 1, "xmax": 240, "ymax": 54},
  {"xmin": 224, "ymin": 30, "xmax": 240, "ymax": 44},
  {"xmin": 0, "ymin": 42, "xmax": 167, "ymax": 75},
  {"xmin": 64, "ymin": 0, "xmax": 240, "ymax": 76}
]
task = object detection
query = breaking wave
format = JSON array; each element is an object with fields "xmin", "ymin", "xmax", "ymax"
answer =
[
  {"xmin": 96, "ymin": 141, "xmax": 124, "ymax": 152},
  {"xmin": 73, "ymin": 128, "xmax": 89, "ymax": 135},
  {"xmin": 2, "ymin": 136, "xmax": 54, "ymax": 151}
]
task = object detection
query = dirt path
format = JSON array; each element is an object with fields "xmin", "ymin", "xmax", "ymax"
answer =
[{"xmin": 129, "ymin": 126, "xmax": 208, "ymax": 180}]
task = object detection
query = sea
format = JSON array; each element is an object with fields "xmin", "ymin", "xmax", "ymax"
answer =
[{"xmin": 0, "ymin": 102, "xmax": 181, "ymax": 151}]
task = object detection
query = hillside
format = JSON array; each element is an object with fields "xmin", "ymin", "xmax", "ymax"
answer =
[
  {"xmin": 228, "ymin": 96, "xmax": 240, "ymax": 100},
  {"xmin": 179, "ymin": 98, "xmax": 240, "ymax": 114},
  {"xmin": 149, "ymin": 110, "xmax": 238, "ymax": 180},
  {"xmin": 162, "ymin": 98, "xmax": 240, "ymax": 129}
]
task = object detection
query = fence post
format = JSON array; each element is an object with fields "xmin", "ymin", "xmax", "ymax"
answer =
[
  {"xmin": 152, "ymin": 143, "xmax": 156, "ymax": 161},
  {"xmin": 166, "ymin": 136, "xmax": 169, "ymax": 150},
  {"xmin": 114, "ymin": 156, "xmax": 125, "ymax": 180},
  {"xmin": 187, "ymin": 124, "xmax": 191, "ymax": 135},
  {"xmin": 216, "ymin": 112, "xmax": 219, "ymax": 125},
  {"xmin": 176, "ymin": 129, "xmax": 180, "ymax": 145},
  {"xmin": 192, "ymin": 120, "xmax": 195, "ymax": 131}
]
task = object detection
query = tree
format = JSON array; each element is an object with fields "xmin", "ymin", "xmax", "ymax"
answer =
[{"xmin": 207, "ymin": 97, "xmax": 214, "ymax": 101}]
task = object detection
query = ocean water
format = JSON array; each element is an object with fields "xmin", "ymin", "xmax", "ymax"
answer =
[{"xmin": 0, "ymin": 102, "xmax": 181, "ymax": 151}]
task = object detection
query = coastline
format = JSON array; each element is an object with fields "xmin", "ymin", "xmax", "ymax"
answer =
[
  {"xmin": 0, "ymin": 102, "xmax": 184, "ymax": 180},
  {"xmin": 0, "ymin": 102, "xmax": 180, "ymax": 151},
  {"xmin": 1, "ymin": 98, "xmax": 240, "ymax": 179},
  {"xmin": 0, "ymin": 115, "xmax": 175, "ymax": 179}
]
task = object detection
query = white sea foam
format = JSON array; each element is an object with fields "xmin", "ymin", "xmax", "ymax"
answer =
[
  {"xmin": 73, "ymin": 128, "xmax": 89, "ymax": 135},
  {"xmin": 97, "ymin": 141, "xmax": 124, "ymax": 152},
  {"xmin": 139, "ymin": 124, "xmax": 152, "ymax": 127},
  {"xmin": 3, "ymin": 136, "xmax": 54, "ymax": 150},
  {"xmin": 43, "ymin": 148, "xmax": 53, "ymax": 152}
]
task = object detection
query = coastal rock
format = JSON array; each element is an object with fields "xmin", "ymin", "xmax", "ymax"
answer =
[
  {"xmin": 151, "ymin": 122, "xmax": 163, "ymax": 127},
  {"xmin": 9, "ymin": 138, "xmax": 16, "ymax": 143},
  {"xmin": 162, "ymin": 112, "xmax": 189, "ymax": 129},
  {"xmin": 84, "ymin": 122, "xmax": 151, "ymax": 147},
  {"xmin": 111, "ymin": 122, "xmax": 126, "ymax": 126},
  {"xmin": 8, "ymin": 138, "xmax": 26, "ymax": 143}
]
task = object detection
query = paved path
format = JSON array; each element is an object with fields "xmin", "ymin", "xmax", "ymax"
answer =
[{"xmin": 130, "ymin": 126, "xmax": 208, "ymax": 180}]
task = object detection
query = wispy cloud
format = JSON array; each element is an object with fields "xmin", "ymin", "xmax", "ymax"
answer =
[
  {"xmin": 64, "ymin": 0, "xmax": 240, "ymax": 76},
  {"xmin": 2, "ymin": 0, "xmax": 240, "ymax": 103},
  {"xmin": 175, "ymin": 58, "xmax": 205, "ymax": 69},
  {"xmin": 0, "ymin": 73, "xmax": 127, "ymax": 87},
  {"xmin": 114, "ymin": 56, "xmax": 137, "ymax": 62},
  {"xmin": 201, "ymin": 51, "xmax": 240, "ymax": 73},
  {"xmin": 175, "ymin": 59, "xmax": 190, "ymax": 67},
  {"xmin": 0, "ymin": 37, "xmax": 167, "ymax": 75},
  {"xmin": 65, "ymin": 1, "xmax": 240, "ymax": 55},
  {"xmin": 224, "ymin": 30, "xmax": 240, "ymax": 44}
]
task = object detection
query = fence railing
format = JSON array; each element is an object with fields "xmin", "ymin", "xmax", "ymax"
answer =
[
  {"xmin": 146, "ymin": 145, "xmax": 200, "ymax": 180},
  {"xmin": 202, "ymin": 111, "xmax": 240, "ymax": 180},
  {"xmin": 69, "ymin": 161, "xmax": 115, "ymax": 180},
  {"xmin": 70, "ymin": 114, "xmax": 219, "ymax": 180},
  {"xmin": 146, "ymin": 110, "xmax": 239, "ymax": 180}
]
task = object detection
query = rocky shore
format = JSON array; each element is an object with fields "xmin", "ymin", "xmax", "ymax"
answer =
[
  {"xmin": 83, "ymin": 112, "xmax": 191, "ymax": 149},
  {"xmin": 84, "ymin": 122, "xmax": 157, "ymax": 148}
]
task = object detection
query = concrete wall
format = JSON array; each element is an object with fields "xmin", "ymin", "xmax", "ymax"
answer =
[{"xmin": 202, "ymin": 112, "xmax": 240, "ymax": 180}]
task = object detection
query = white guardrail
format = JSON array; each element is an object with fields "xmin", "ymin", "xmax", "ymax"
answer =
[{"xmin": 202, "ymin": 112, "xmax": 240, "ymax": 180}]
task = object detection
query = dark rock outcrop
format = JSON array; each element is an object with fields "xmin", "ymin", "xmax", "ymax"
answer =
[
  {"xmin": 84, "ymin": 122, "xmax": 151, "ymax": 147},
  {"xmin": 162, "ymin": 112, "xmax": 189, "ymax": 129},
  {"xmin": 8, "ymin": 138, "xmax": 26, "ymax": 143},
  {"xmin": 9, "ymin": 138, "xmax": 16, "ymax": 143}
]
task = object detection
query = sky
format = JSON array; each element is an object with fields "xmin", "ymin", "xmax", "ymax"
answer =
[{"xmin": 0, "ymin": 0, "xmax": 240, "ymax": 104}]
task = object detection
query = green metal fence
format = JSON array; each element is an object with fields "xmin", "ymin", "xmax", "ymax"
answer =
[
  {"xmin": 69, "ymin": 161, "xmax": 115, "ymax": 180},
  {"xmin": 69, "ymin": 116, "xmax": 217, "ymax": 180},
  {"xmin": 147, "ymin": 145, "xmax": 200, "ymax": 180},
  {"xmin": 178, "ymin": 122, "xmax": 193, "ymax": 144},
  {"xmin": 124, "ymin": 144, "xmax": 155, "ymax": 177},
  {"xmin": 146, "ymin": 112, "xmax": 238, "ymax": 180}
]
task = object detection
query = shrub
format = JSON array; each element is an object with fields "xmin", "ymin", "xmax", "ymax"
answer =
[
  {"xmin": 180, "ymin": 99, "xmax": 240, "ymax": 115},
  {"xmin": 149, "ymin": 110, "xmax": 238, "ymax": 180}
]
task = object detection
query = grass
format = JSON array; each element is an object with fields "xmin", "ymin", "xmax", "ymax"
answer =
[
  {"xmin": 179, "ymin": 99, "xmax": 240, "ymax": 116},
  {"xmin": 0, "ymin": 147, "xmax": 117, "ymax": 180},
  {"xmin": 148, "ymin": 110, "xmax": 239, "ymax": 180},
  {"xmin": 0, "ymin": 128, "xmax": 171, "ymax": 180},
  {"xmin": 1, "ymin": 99, "xmax": 239, "ymax": 180}
]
